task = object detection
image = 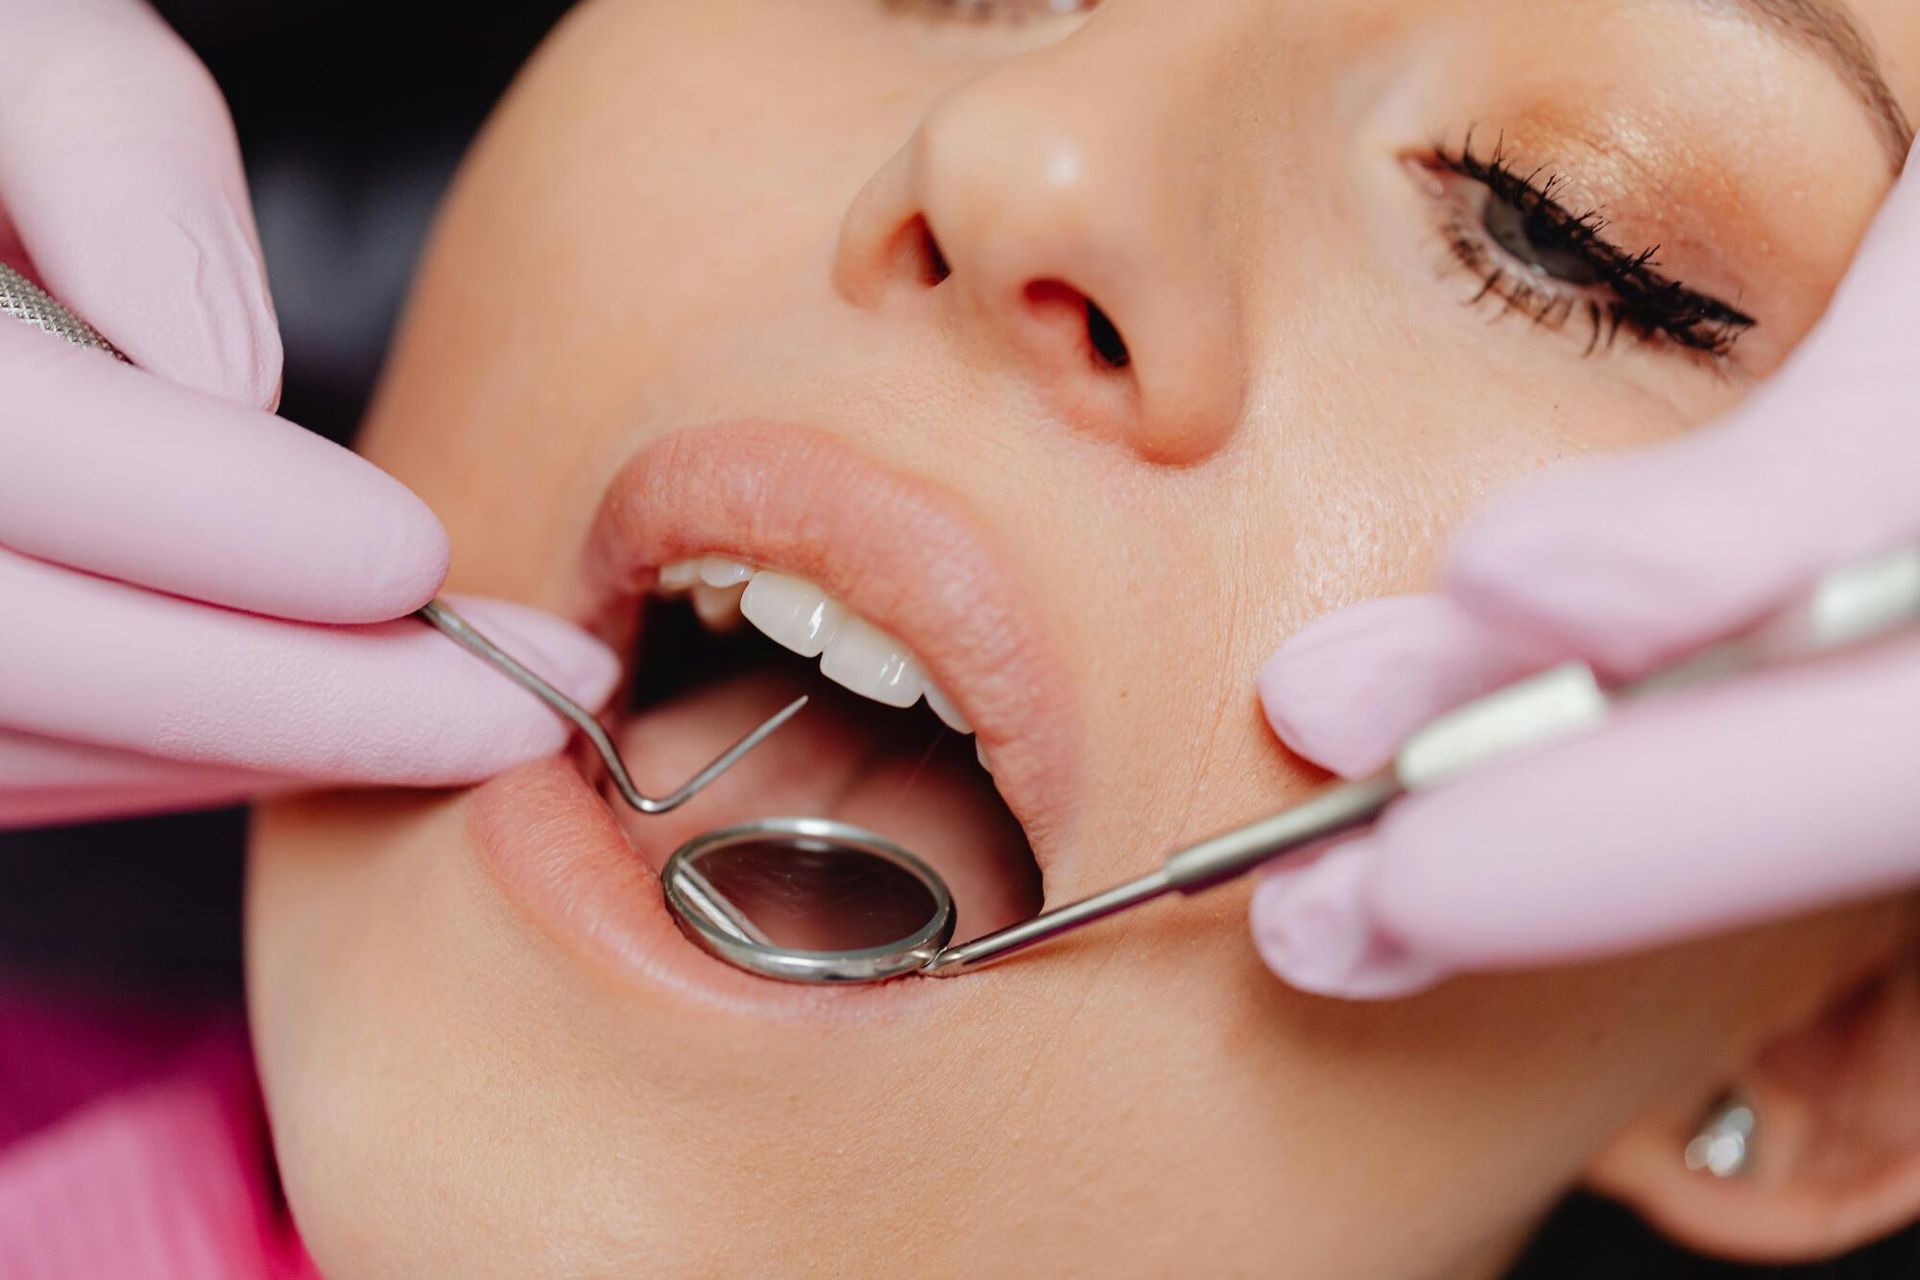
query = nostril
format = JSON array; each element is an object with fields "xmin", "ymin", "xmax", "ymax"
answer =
[
  {"xmin": 902, "ymin": 214, "xmax": 950, "ymax": 287},
  {"xmin": 1023, "ymin": 280, "xmax": 1133, "ymax": 372},
  {"xmin": 1085, "ymin": 299, "xmax": 1130, "ymax": 370},
  {"xmin": 923, "ymin": 222, "xmax": 952, "ymax": 285}
]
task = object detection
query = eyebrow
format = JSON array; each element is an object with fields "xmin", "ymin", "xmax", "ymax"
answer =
[{"xmin": 1692, "ymin": 0, "xmax": 1915, "ymax": 170}]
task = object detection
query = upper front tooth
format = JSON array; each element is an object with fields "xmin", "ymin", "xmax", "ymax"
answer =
[
  {"xmin": 698, "ymin": 556, "xmax": 754, "ymax": 588},
  {"xmin": 736, "ymin": 568, "xmax": 959, "ymax": 722},
  {"xmin": 657, "ymin": 559, "xmax": 701, "ymax": 591},
  {"xmin": 740, "ymin": 571, "xmax": 845, "ymax": 657},
  {"xmin": 691, "ymin": 581, "xmax": 747, "ymax": 631},
  {"xmin": 924, "ymin": 684, "xmax": 972, "ymax": 734},
  {"xmin": 820, "ymin": 615, "xmax": 926, "ymax": 709}
]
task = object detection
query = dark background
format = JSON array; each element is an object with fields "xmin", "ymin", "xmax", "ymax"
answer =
[{"xmin": 1, "ymin": 5, "xmax": 1912, "ymax": 1276}]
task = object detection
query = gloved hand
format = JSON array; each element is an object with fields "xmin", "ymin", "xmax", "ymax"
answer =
[
  {"xmin": 0, "ymin": 0, "xmax": 618, "ymax": 827},
  {"xmin": 1248, "ymin": 157, "xmax": 1920, "ymax": 999}
]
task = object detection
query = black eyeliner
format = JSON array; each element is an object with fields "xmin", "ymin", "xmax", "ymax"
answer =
[{"xmin": 1430, "ymin": 133, "xmax": 1757, "ymax": 359}]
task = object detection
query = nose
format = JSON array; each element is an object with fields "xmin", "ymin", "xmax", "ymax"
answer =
[{"xmin": 832, "ymin": 29, "xmax": 1247, "ymax": 465}]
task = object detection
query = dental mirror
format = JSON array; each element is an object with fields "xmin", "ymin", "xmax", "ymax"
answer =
[{"xmin": 663, "ymin": 818, "xmax": 955, "ymax": 983}]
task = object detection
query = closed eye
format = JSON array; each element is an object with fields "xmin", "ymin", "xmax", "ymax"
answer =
[{"xmin": 1419, "ymin": 133, "xmax": 1757, "ymax": 363}]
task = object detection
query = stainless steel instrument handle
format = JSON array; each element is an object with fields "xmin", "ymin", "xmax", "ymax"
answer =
[{"xmin": 0, "ymin": 262, "xmax": 126, "ymax": 358}]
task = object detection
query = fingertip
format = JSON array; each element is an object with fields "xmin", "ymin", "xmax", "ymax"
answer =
[
  {"xmin": 1249, "ymin": 841, "xmax": 1446, "ymax": 1000},
  {"xmin": 342, "ymin": 483, "xmax": 453, "ymax": 620},
  {"xmin": 1257, "ymin": 636, "xmax": 1394, "ymax": 779},
  {"xmin": 439, "ymin": 710, "xmax": 575, "ymax": 782},
  {"xmin": 245, "ymin": 600, "xmax": 618, "ymax": 787},
  {"xmin": 253, "ymin": 439, "xmax": 449, "ymax": 623},
  {"xmin": 1259, "ymin": 595, "xmax": 1540, "ymax": 778},
  {"xmin": 396, "ymin": 598, "xmax": 621, "ymax": 783},
  {"xmin": 440, "ymin": 596, "xmax": 622, "ymax": 714},
  {"xmin": 1250, "ymin": 858, "xmax": 1366, "ymax": 989}
]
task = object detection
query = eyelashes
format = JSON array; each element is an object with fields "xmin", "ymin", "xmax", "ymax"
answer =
[{"xmin": 1423, "ymin": 134, "xmax": 1757, "ymax": 362}]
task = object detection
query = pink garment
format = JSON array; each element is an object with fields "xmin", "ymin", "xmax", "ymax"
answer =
[{"xmin": 0, "ymin": 988, "xmax": 313, "ymax": 1279}]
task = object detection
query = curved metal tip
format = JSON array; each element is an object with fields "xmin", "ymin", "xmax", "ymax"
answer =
[
  {"xmin": 417, "ymin": 600, "xmax": 808, "ymax": 814},
  {"xmin": 628, "ymin": 693, "xmax": 809, "ymax": 814}
]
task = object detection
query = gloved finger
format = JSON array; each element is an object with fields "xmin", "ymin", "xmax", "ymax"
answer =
[
  {"xmin": 0, "ymin": 322, "xmax": 447, "ymax": 623},
  {"xmin": 1447, "ymin": 161, "xmax": 1920, "ymax": 677},
  {"xmin": 0, "ymin": 549, "xmax": 620, "ymax": 784},
  {"xmin": 1250, "ymin": 839, "xmax": 1449, "ymax": 999},
  {"xmin": 1, "ymin": 780, "xmax": 280, "ymax": 830},
  {"xmin": 0, "ymin": 731, "xmax": 279, "ymax": 827},
  {"xmin": 1252, "ymin": 636, "xmax": 1920, "ymax": 999},
  {"xmin": 1257, "ymin": 593, "xmax": 1555, "ymax": 778},
  {"xmin": 0, "ymin": 0, "xmax": 280, "ymax": 407},
  {"xmin": 0, "ymin": 725, "xmax": 277, "ymax": 792}
]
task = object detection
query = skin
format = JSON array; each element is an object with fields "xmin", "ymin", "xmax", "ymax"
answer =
[{"xmin": 249, "ymin": 1, "xmax": 1920, "ymax": 1275}]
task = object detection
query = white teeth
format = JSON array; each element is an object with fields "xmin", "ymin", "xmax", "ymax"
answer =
[
  {"xmin": 976, "ymin": 741, "xmax": 992, "ymax": 773},
  {"xmin": 739, "ymin": 571, "xmax": 845, "ymax": 658},
  {"xmin": 924, "ymin": 683, "xmax": 972, "ymax": 734},
  {"xmin": 690, "ymin": 581, "xmax": 746, "ymax": 632},
  {"xmin": 657, "ymin": 559, "xmax": 701, "ymax": 592},
  {"xmin": 670, "ymin": 557, "xmax": 985, "ymax": 742},
  {"xmin": 820, "ymin": 615, "xmax": 926, "ymax": 709},
  {"xmin": 697, "ymin": 556, "xmax": 754, "ymax": 588}
]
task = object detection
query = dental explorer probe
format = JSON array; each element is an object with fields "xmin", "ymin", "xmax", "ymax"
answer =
[
  {"xmin": 415, "ymin": 601, "xmax": 806, "ymax": 813},
  {"xmin": 3, "ymin": 261, "xmax": 804, "ymax": 813}
]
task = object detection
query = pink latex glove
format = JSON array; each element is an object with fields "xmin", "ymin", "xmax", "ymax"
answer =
[
  {"xmin": 1250, "ymin": 157, "xmax": 1920, "ymax": 999},
  {"xmin": 0, "ymin": 0, "xmax": 618, "ymax": 827}
]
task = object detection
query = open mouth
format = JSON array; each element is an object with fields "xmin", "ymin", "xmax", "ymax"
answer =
[
  {"xmin": 548, "ymin": 422, "xmax": 1082, "ymax": 963},
  {"xmin": 602, "ymin": 554, "xmax": 1041, "ymax": 944}
]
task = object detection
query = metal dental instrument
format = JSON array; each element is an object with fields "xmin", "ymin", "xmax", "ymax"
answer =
[
  {"xmin": 416, "ymin": 600, "xmax": 806, "ymax": 813},
  {"xmin": 660, "ymin": 539, "xmax": 1920, "ymax": 984},
  {"xmin": 1, "ymin": 262, "xmax": 127, "ymax": 354},
  {"xmin": 9, "ymin": 261, "xmax": 803, "ymax": 814}
]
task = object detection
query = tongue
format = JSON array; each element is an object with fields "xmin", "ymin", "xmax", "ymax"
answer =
[{"xmin": 601, "ymin": 669, "xmax": 1039, "ymax": 942}]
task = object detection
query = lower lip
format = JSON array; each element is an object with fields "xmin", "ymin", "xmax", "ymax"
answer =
[{"xmin": 469, "ymin": 757, "xmax": 959, "ymax": 1019}]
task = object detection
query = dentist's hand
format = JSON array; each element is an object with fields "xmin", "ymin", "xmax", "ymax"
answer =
[
  {"xmin": 1248, "ymin": 158, "xmax": 1920, "ymax": 999},
  {"xmin": 0, "ymin": 0, "xmax": 618, "ymax": 827}
]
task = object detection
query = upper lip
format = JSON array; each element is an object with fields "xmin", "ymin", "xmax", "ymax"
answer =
[{"xmin": 572, "ymin": 421, "xmax": 1083, "ymax": 873}]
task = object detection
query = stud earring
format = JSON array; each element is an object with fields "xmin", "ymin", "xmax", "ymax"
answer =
[{"xmin": 1684, "ymin": 1092, "xmax": 1757, "ymax": 1178}]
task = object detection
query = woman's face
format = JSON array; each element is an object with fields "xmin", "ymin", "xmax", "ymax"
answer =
[{"xmin": 250, "ymin": 1, "xmax": 1916, "ymax": 1275}]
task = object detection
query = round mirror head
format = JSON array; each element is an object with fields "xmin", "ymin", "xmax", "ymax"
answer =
[{"xmin": 661, "ymin": 817, "xmax": 956, "ymax": 983}]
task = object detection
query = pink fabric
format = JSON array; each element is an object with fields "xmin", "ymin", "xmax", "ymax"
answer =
[{"xmin": 0, "ymin": 989, "xmax": 313, "ymax": 1279}]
